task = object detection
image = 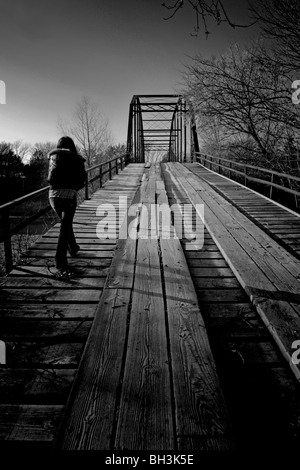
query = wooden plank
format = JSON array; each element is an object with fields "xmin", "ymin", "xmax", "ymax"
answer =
[
  {"xmin": 15, "ymin": 258, "xmax": 112, "ymax": 267},
  {"xmin": 188, "ymin": 259, "xmax": 229, "ymax": 268},
  {"xmin": 115, "ymin": 165, "xmax": 174, "ymax": 450},
  {"xmin": 161, "ymin": 236, "xmax": 233, "ymax": 448},
  {"xmin": 0, "ymin": 288, "xmax": 101, "ymax": 303},
  {"xmin": 189, "ymin": 267, "xmax": 235, "ymax": 278},
  {"xmin": 207, "ymin": 319, "xmax": 268, "ymax": 340},
  {"xmin": 0, "ymin": 303, "xmax": 95, "ymax": 319},
  {"xmin": 0, "ymin": 319, "xmax": 92, "ymax": 341},
  {"xmin": 173, "ymin": 163, "xmax": 300, "ymax": 283},
  {"xmin": 183, "ymin": 244, "xmax": 219, "ymax": 252},
  {"xmin": 25, "ymin": 249, "xmax": 114, "ymax": 258},
  {"xmin": 193, "ymin": 277, "xmax": 241, "ymax": 289},
  {"xmin": 6, "ymin": 342, "xmax": 84, "ymax": 367},
  {"xmin": 58, "ymin": 169, "xmax": 145, "ymax": 449},
  {"xmin": 0, "ymin": 164, "xmax": 146, "ymax": 448},
  {"xmin": 185, "ymin": 252, "xmax": 224, "ymax": 259},
  {"xmin": 46, "ymin": 230, "xmax": 117, "ymax": 237},
  {"xmin": 221, "ymin": 341, "xmax": 283, "ymax": 365},
  {"xmin": 196, "ymin": 289, "xmax": 248, "ymax": 303},
  {"xmin": 58, "ymin": 288, "xmax": 132, "ymax": 450},
  {"xmin": 115, "ymin": 238, "xmax": 173, "ymax": 450},
  {"xmin": 186, "ymin": 174, "xmax": 300, "ymax": 286},
  {"xmin": 168, "ymin": 163, "xmax": 300, "ymax": 380},
  {"xmin": 0, "ymin": 405, "xmax": 63, "ymax": 442},
  {"xmin": 105, "ymin": 190, "xmax": 140, "ymax": 289},
  {"xmin": 0, "ymin": 276, "xmax": 106, "ymax": 289},
  {"xmin": 33, "ymin": 243, "xmax": 116, "ymax": 250},
  {"xmin": 157, "ymin": 165, "xmax": 233, "ymax": 448},
  {"xmin": 8, "ymin": 265, "xmax": 110, "ymax": 278},
  {"xmin": 0, "ymin": 369, "xmax": 76, "ymax": 403},
  {"xmin": 39, "ymin": 237, "xmax": 117, "ymax": 245},
  {"xmin": 203, "ymin": 303, "xmax": 255, "ymax": 319}
]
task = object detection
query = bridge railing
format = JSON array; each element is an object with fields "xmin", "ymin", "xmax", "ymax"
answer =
[
  {"xmin": 195, "ymin": 152, "xmax": 300, "ymax": 209},
  {"xmin": 0, "ymin": 153, "xmax": 131, "ymax": 274}
]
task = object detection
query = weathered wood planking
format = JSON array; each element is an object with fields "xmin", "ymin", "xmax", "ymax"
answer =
[
  {"xmin": 59, "ymin": 163, "xmax": 233, "ymax": 450},
  {"xmin": 156, "ymin": 166, "xmax": 233, "ymax": 449},
  {"xmin": 0, "ymin": 319, "xmax": 92, "ymax": 341},
  {"xmin": 115, "ymin": 165, "xmax": 173, "ymax": 449},
  {"xmin": 186, "ymin": 163, "xmax": 300, "ymax": 257},
  {"xmin": 58, "ymin": 288, "xmax": 133, "ymax": 450},
  {"xmin": 162, "ymin": 163, "xmax": 300, "ymax": 448},
  {"xmin": 57, "ymin": 171, "xmax": 144, "ymax": 449},
  {"xmin": 158, "ymin": 165, "xmax": 233, "ymax": 450},
  {"xmin": 0, "ymin": 369, "xmax": 76, "ymax": 404},
  {"xmin": 115, "ymin": 237, "xmax": 173, "ymax": 450},
  {"xmin": 5, "ymin": 342, "xmax": 84, "ymax": 368},
  {"xmin": 0, "ymin": 163, "xmax": 145, "ymax": 447},
  {"xmin": 0, "ymin": 405, "xmax": 64, "ymax": 442},
  {"xmin": 167, "ymin": 163, "xmax": 300, "ymax": 381},
  {"xmin": 161, "ymin": 236, "xmax": 233, "ymax": 449}
]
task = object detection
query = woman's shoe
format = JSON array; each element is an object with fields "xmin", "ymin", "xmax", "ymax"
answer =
[{"xmin": 54, "ymin": 266, "xmax": 76, "ymax": 279}]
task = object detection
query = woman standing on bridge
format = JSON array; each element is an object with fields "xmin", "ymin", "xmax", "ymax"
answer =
[{"xmin": 48, "ymin": 136, "xmax": 86, "ymax": 278}]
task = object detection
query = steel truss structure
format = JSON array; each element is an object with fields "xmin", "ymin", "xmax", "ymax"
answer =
[{"xmin": 126, "ymin": 95, "xmax": 198, "ymax": 163}]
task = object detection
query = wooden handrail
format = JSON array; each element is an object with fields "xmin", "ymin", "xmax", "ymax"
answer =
[
  {"xmin": 195, "ymin": 152, "xmax": 300, "ymax": 183},
  {"xmin": 195, "ymin": 152, "xmax": 300, "ymax": 202},
  {"xmin": 0, "ymin": 152, "xmax": 131, "ymax": 273}
]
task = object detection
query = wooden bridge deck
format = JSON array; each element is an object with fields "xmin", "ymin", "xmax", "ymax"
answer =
[{"xmin": 0, "ymin": 161, "xmax": 300, "ymax": 451}]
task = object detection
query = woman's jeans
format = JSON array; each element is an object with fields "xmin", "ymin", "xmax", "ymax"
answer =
[{"xmin": 49, "ymin": 197, "xmax": 78, "ymax": 269}]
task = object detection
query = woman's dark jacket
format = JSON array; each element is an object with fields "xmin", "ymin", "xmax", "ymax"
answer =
[{"xmin": 48, "ymin": 148, "xmax": 87, "ymax": 190}]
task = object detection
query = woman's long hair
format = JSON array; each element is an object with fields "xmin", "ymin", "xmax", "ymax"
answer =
[{"xmin": 57, "ymin": 136, "xmax": 77, "ymax": 153}]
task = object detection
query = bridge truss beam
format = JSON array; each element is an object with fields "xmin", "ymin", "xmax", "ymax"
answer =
[{"xmin": 127, "ymin": 94, "xmax": 198, "ymax": 163}]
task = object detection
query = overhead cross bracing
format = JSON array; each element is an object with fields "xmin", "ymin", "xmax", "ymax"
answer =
[{"xmin": 126, "ymin": 94, "xmax": 191, "ymax": 162}]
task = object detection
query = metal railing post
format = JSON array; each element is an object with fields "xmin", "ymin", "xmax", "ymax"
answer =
[
  {"xmin": 109, "ymin": 161, "xmax": 112, "ymax": 180},
  {"xmin": 85, "ymin": 174, "xmax": 89, "ymax": 200},
  {"xmin": 270, "ymin": 173, "xmax": 274, "ymax": 199},
  {"xmin": 3, "ymin": 209, "xmax": 13, "ymax": 273},
  {"xmin": 99, "ymin": 165, "xmax": 103, "ymax": 188},
  {"xmin": 244, "ymin": 166, "xmax": 247, "ymax": 186},
  {"xmin": 115, "ymin": 158, "xmax": 118, "ymax": 175}
]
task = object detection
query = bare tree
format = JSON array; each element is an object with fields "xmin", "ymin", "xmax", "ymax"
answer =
[
  {"xmin": 162, "ymin": 0, "xmax": 255, "ymax": 37},
  {"xmin": 249, "ymin": 0, "xmax": 300, "ymax": 73},
  {"xmin": 58, "ymin": 96, "xmax": 112, "ymax": 167},
  {"xmin": 33, "ymin": 141, "xmax": 57, "ymax": 156},
  {"xmin": 183, "ymin": 41, "xmax": 300, "ymax": 169},
  {"xmin": 11, "ymin": 140, "xmax": 32, "ymax": 162}
]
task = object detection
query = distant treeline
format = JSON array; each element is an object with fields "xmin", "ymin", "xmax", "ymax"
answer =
[{"xmin": 0, "ymin": 141, "xmax": 126, "ymax": 205}]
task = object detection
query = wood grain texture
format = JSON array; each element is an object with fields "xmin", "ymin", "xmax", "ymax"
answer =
[
  {"xmin": 115, "ymin": 238, "xmax": 173, "ymax": 450},
  {"xmin": 161, "ymin": 236, "xmax": 233, "ymax": 448},
  {"xmin": 57, "ymin": 165, "xmax": 145, "ymax": 449},
  {"xmin": 59, "ymin": 288, "xmax": 132, "ymax": 450},
  {"xmin": 0, "ymin": 369, "xmax": 76, "ymax": 404},
  {"xmin": 167, "ymin": 163, "xmax": 300, "ymax": 381},
  {"xmin": 0, "ymin": 163, "xmax": 145, "ymax": 448},
  {"xmin": 0, "ymin": 405, "xmax": 63, "ymax": 441}
]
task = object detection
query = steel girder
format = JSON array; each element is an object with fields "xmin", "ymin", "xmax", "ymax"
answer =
[{"xmin": 127, "ymin": 94, "xmax": 196, "ymax": 162}]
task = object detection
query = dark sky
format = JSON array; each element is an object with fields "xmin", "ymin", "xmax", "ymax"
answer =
[{"xmin": 0, "ymin": 0, "xmax": 258, "ymax": 148}]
